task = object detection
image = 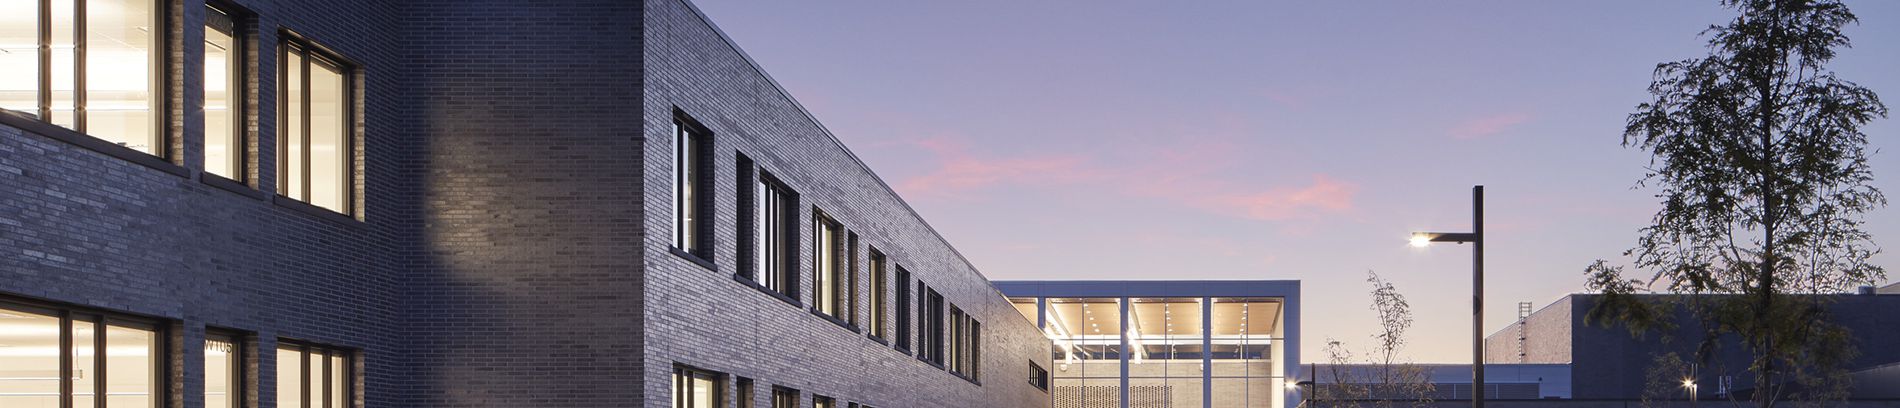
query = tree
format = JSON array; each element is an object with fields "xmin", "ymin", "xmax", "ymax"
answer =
[
  {"xmin": 1585, "ymin": 1, "xmax": 1887, "ymax": 407},
  {"xmin": 1314, "ymin": 272, "xmax": 1435, "ymax": 408}
]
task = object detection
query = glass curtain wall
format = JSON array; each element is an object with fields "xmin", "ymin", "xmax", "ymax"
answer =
[{"xmin": 1014, "ymin": 296, "xmax": 1287, "ymax": 408}]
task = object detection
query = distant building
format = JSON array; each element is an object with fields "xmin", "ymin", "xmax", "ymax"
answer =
[
  {"xmin": 1304, "ymin": 363, "xmax": 1571, "ymax": 402},
  {"xmin": 997, "ymin": 280, "xmax": 1302, "ymax": 408},
  {"xmin": 1485, "ymin": 293, "xmax": 1900, "ymax": 402}
]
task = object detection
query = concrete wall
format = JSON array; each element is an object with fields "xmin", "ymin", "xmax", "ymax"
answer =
[
  {"xmin": 641, "ymin": 0, "xmax": 1052, "ymax": 407},
  {"xmin": 1486, "ymin": 297, "xmax": 1574, "ymax": 365}
]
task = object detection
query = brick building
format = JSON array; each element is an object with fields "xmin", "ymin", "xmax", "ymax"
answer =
[{"xmin": 0, "ymin": 0, "xmax": 1051, "ymax": 407}]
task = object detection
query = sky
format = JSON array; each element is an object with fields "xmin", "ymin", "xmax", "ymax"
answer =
[{"xmin": 690, "ymin": 0, "xmax": 1900, "ymax": 364}]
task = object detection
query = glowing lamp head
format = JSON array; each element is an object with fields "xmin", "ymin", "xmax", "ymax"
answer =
[
  {"xmin": 1682, "ymin": 379, "xmax": 1696, "ymax": 388},
  {"xmin": 1409, "ymin": 233, "xmax": 1433, "ymax": 248}
]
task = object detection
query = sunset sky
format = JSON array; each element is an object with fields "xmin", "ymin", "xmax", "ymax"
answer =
[{"xmin": 691, "ymin": 1, "xmax": 1900, "ymax": 363}]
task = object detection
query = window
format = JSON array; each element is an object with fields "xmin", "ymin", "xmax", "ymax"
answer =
[
  {"xmin": 949, "ymin": 307, "xmax": 981, "ymax": 379},
  {"xmin": 1, "ymin": 0, "xmax": 164, "ymax": 155},
  {"xmin": 814, "ymin": 395, "xmax": 836, "ymax": 408},
  {"xmin": 0, "ymin": 300, "xmax": 163, "ymax": 408},
  {"xmin": 771, "ymin": 387, "xmax": 798, "ymax": 408},
  {"xmin": 867, "ymin": 249, "xmax": 887, "ymax": 339},
  {"xmin": 207, "ymin": 331, "xmax": 247, "ymax": 408},
  {"xmin": 278, "ymin": 37, "xmax": 355, "ymax": 214},
  {"xmin": 846, "ymin": 232, "xmax": 859, "ymax": 327},
  {"xmin": 813, "ymin": 211, "xmax": 844, "ymax": 318},
  {"xmin": 672, "ymin": 365, "xmax": 724, "ymax": 408},
  {"xmin": 1028, "ymin": 361, "xmax": 1050, "ymax": 391},
  {"xmin": 276, "ymin": 341, "xmax": 353, "ymax": 408},
  {"xmin": 894, "ymin": 266, "xmax": 911, "ymax": 351},
  {"xmin": 204, "ymin": 3, "xmax": 247, "ymax": 180},
  {"xmin": 672, "ymin": 114, "xmax": 713, "ymax": 257},
  {"xmin": 749, "ymin": 169, "xmax": 798, "ymax": 298},
  {"xmin": 736, "ymin": 377, "xmax": 754, "ymax": 408},
  {"xmin": 922, "ymin": 286, "xmax": 945, "ymax": 365}
]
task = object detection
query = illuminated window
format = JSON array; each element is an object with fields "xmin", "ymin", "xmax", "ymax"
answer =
[
  {"xmin": 203, "ymin": 4, "xmax": 247, "ymax": 180},
  {"xmin": 867, "ymin": 249, "xmax": 887, "ymax": 339},
  {"xmin": 672, "ymin": 114, "xmax": 713, "ymax": 258},
  {"xmin": 275, "ymin": 341, "xmax": 353, "ymax": 408},
  {"xmin": 278, "ymin": 37, "xmax": 355, "ymax": 214},
  {"xmin": 672, "ymin": 365, "xmax": 723, "ymax": 408},
  {"xmin": 736, "ymin": 377, "xmax": 754, "ymax": 408},
  {"xmin": 0, "ymin": 300, "xmax": 162, "ymax": 408},
  {"xmin": 813, "ymin": 395, "xmax": 835, "ymax": 408},
  {"xmin": 747, "ymin": 169, "xmax": 797, "ymax": 298},
  {"xmin": 206, "ymin": 331, "xmax": 246, "ymax": 408},
  {"xmin": 2, "ymin": 0, "xmax": 164, "ymax": 155},
  {"xmin": 947, "ymin": 307, "xmax": 981, "ymax": 379},
  {"xmin": 771, "ymin": 387, "xmax": 798, "ymax": 408},
  {"xmin": 813, "ymin": 211, "xmax": 844, "ymax": 318}
]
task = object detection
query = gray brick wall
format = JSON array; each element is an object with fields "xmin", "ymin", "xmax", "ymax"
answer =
[
  {"xmin": 642, "ymin": 1, "xmax": 1051, "ymax": 407},
  {"xmin": 2, "ymin": 0, "xmax": 1049, "ymax": 407}
]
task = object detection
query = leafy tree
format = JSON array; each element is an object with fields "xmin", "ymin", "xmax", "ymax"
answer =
[{"xmin": 1585, "ymin": 1, "xmax": 1886, "ymax": 407}]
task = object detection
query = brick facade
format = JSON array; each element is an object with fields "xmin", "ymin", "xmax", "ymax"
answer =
[{"xmin": 0, "ymin": 0, "xmax": 1052, "ymax": 407}]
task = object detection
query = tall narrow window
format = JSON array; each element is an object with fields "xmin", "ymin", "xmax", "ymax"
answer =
[
  {"xmin": 846, "ymin": 232, "xmax": 859, "ymax": 327},
  {"xmin": 204, "ymin": 4, "xmax": 246, "ymax": 180},
  {"xmin": 772, "ymin": 387, "xmax": 798, "ymax": 408},
  {"xmin": 278, "ymin": 38, "xmax": 355, "ymax": 214},
  {"xmin": 276, "ymin": 341, "xmax": 353, "ymax": 408},
  {"xmin": 2, "ymin": 0, "xmax": 163, "ymax": 155},
  {"xmin": 754, "ymin": 172, "xmax": 797, "ymax": 298},
  {"xmin": 206, "ymin": 331, "xmax": 246, "ymax": 408},
  {"xmin": 868, "ymin": 249, "xmax": 887, "ymax": 339},
  {"xmin": 672, "ymin": 365, "xmax": 724, "ymax": 408},
  {"xmin": 736, "ymin": 377, "xmax": 755, "ymax": 408},
  {"xmin": 0, "ymin": 300, "xmax": 163, "ymax": 408},
  {"xmin": 813, "ymin": 395, "xmax": 836, "ymax": 408},
  {"xmin": 813, "ymin": 211, "xmax": 844, "ymax": 318},
  {"xmin": 672, "ymin": 114, "xmax": 713, "ymax": 258},
  {"xmin": 894, "ymin": 266, "xmax": 912, "ymax": 351},
  {"xmin": 925, "ymin": 287, "xmax": 946, "ymax": 365}
]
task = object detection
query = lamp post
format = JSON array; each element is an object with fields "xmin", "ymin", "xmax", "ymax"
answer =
[
  {"xmin": 1410, "ymin": 185, "xmax": 1484, "ymax": 408},
  {"xmin": 1683, "ymin": 379, "xmax": 1698, "ymax": 408}
]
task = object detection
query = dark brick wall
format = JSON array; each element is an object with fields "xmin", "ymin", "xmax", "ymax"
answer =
[
  {"xmin": 642, "ymin": 1, "xmax": 1051, "ymax": 407},
  {"xmin": 0, "ymin": 4, "xmax": 405, "ymax": 408},
  {"xmin": 397, "ymin": 0, "xmax": 647, "ymax": 407}
]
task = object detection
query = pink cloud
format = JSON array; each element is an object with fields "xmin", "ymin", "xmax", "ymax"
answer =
[
  {"xmin": 895, "ymin": 136, "xmax": 1094, "ymax": 196},
  {"xmin": 1449, "ymin": 112, "xmax": 1533, "ymax": 140},
  {"xmin": 1204, "ymin": 175, "xmax": 1358, "ymax": 221}
]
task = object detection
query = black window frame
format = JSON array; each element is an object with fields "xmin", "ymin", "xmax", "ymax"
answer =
[
  {"xmin": 275, "ymin": 339, "xmax": 355, "ymax": 408},
  {"xmin": 771, "ymin": 386, "xmax": 799, "ymax": 408},
  {"xmin": 813, "ymin": 395, "xmax": 836, "ymax": 408},
  {"xmin": 736, "ymin": 377, "xmax": 755, "ymax": 408},
  {"xmin": 894, "ymin": 266, "xmax": 912, "ymax": 352},
  {"xmin": 0, "ymin": 296, "xmax": 172, "ymax": 408},
  {"xmin": 205, "ymin": 328, "xmax": 252, "ymax": 408},
  {"xmin": 275, "ymin": 32, "xmax": 359, "ymax": 216},
  {"xmin": 671, "ymin": 110, "xmax": 715, "ymax": 263},
  {"xmin": 811, "ymin": 209, "xmax": 846, "ymax": 320},
  {"xmin": 16, "ymin": 0, "xmax": 171, "ymax": 158},
  {"xmin": 922, "ymin": 286, "xmax": 945, "ymax": 367},
  {"xmin": 672, "ymin": 364, "xmax": 726, "ymax": 408},
  {"xmin": 739, "ymin": 165, "xmax": 801, "ymax": 305},
  {"xmin": 1028, "ymin": 361, "xmax": 1050, "ymax": 391},
  {"xmin": 866, "ymin": 248, "xmax": 887, "ymax": 341},
  {"xmin": 202, "ymin": 1, "xmax": 252, "ymax": 183}
]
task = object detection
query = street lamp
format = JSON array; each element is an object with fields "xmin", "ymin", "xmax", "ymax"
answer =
[
  {"xmin": 1683, "ymin": 379, "xmax": 1698, "ymax": 408},
  {"xmin": 1409, "ymin": 185, "xmax": 1484, "ymax": 408}
]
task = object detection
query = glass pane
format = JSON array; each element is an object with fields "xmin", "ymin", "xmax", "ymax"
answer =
[
  {"xmin": 814, "ymin": 219, "xmax": 834, "ymax": 315},
  {"xmin": 86, "ymin": 0, "xmax": 158, "ymax": 154},
  {"xmin": 204, "ymin": 7, "xmax": 239, "ymax": 179},
  {"xmin": 690, "ymin": 374, "xmax": 715, "ymax": 408},
  {"xmin": 308, "ymin": 59, "xmax": 347, "ymax": 213},
  {"xmin": 306, "ymin": 352, "xmax": 320, "ymax": 408},
  {"xmin": 50, "ymin": 0, "xmax": 75, "ymax": 128},
  {"xmin": 330, "ymin": 354, "xmax": 345, "ymax": 408},
  {"xmin": 0, "ymin": 308, "xmax": 60, "ymax": 408},
  {"xmin": 282, "ymin": 50, "xmax": 304, "ymax": 200},
  {"xmin": 104, "ymin": 323, "xmax": 155, "ymax": 408},
  {"xmin": 0, "ymin": 1, "xmax": 36, "ymax": 116},
  {"xmin": 73, "ymin": 320, "xmax": 96, "ymax": 408},
  {"xmin": 276, "ymin": 347, "xmax": 301, "ymax": 408},
  {"xmin": 205, "ymin": 335, "xmax": 236, "ymax": 408}
]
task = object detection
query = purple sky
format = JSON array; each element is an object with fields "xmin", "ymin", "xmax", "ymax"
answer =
[{"xmin": 691, "ymin": 1, "xmax": 1900, "ymax": 363}]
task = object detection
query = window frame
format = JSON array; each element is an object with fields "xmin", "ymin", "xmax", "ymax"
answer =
[
  {"xmin": 1028, "ymin": 361, "xmax": 1050, "ymax": 391},
  {"xmin": 813, "ymin": 395, "xmax": 836, "ymax": 408},
  {"xmin": 735, "ymin": 377, "xmax": 754, "ymax": 408},
  {"xmin": 743, "ymin": 168, "xmax": 800, "ymax": 303},
  {"xmin": 202, "ymin": 1, "xmax": 251, "ymax": 182},
  {"xmin": 671, "ymin": 111, "xmax": 715, "ymax": 261},
  {"xmin": 866, "ymin": 248, "xmax": 887, "ymax": 340},
  {"xmin": 893, "ymin": 266, "xmax": 912, "ymax": 352},
  {"xmin": 0, "ymin": 296, "xmax": 170, "ymax": 408},
  {"xmin": 771, "ymin": 386, "xmax": 799, "ymax": 408},
  {"xmin": 671, "ymin": 364, "xmax": 725, "ymax": 408},
  {"xmin": 812, "ymin": 209, "xmax": 844, "ymax": 318},
  {"xmin": 275, "ymin": 32, "xmax": 358, "ymax": 216},
  {"xmin": 205, "ymin": 328, "xmax": 251, "ymax": 408},
  {"xmin": 13, "ymin": 0, "xmax": 170, "ymax": 157},
  {"xmin": 275, "ymin": 339, "xmax": 355, "ymax": 408}
]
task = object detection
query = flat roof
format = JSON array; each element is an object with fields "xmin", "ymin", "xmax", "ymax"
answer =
[{"xmin": 993, "ymin": 280, "xmax": 1299, "ymax": 298}]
